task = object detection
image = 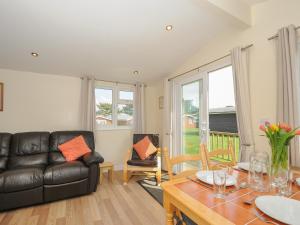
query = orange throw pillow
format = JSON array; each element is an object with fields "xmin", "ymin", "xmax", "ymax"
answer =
[
  {"xmin": 133, "ymin": 136, "xmax": 157, "ymax": 160},
  {"xmin": 58, "ymin": 135, "xmax": 91, "ymax": 161}
]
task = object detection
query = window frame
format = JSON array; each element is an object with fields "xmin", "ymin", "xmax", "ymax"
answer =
[{"xmin": 95, "ymin": 82, "xmax": 135, "ymax": 131}]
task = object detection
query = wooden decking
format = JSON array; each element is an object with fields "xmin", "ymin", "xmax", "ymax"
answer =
[{"xmin": 0, "ymin": 171, "xmax": 165, "ymax": 225}]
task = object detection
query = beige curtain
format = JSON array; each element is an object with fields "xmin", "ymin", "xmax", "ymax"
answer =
[
  {"xmin": 134, "ymin": 83, "xmax": 145, "ymax": 133},
  {"xmin": 81, "ymin": 76, "xmax": 96, "ymax": 133},
  {"xmin": 276, "ymin": 25, "xmax": 300, "ymax": 167},
  {"xmin": 231, "ymin": 47, "xmax": 255, "ymax": 162}
]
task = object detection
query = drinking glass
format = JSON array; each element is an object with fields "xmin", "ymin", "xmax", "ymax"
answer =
[
  {"xmin": 277, "ymin": 170, "xmax": 293, "ymax": 196},
  {"xmin": 248, "ymin": 151, "xmax": 270, "ymax": 192},
  {"xmin": 213, "ymin": 168, "xmax": 227, "ymax": 199}
]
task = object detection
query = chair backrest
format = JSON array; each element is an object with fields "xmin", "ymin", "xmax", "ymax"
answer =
[
  {"xmin": 49, "ymin": 131, "xmax": 95, "ymax": 164},
  {"xmin": 131, "ymin": 134, "xmax": 159, "ymax": 160},
  {"xmin": 8, "ymin": 132, "xmax": 50, "ymax": 169},
  {"xmin": 163, "ymin": 147, "xmax": 207, "ymax": 181},
  {"xmin": 200, "ymin": 142, "xmax": 236, "ymax": 170}
]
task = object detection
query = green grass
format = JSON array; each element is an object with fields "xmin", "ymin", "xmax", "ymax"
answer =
[
  {"xmin": 183, "ymin": 128, "xmax": 200, "ymax": 155},
  {"xmin": 183, "ymin": 128, "xmax": 240, "ymax": 162}
]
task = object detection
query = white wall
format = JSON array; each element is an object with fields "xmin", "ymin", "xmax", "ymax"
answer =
[
  {"xmin": 170, "ymin": 0, "xmax": 300, "ymax": 153},
  {"xmin": 0, "ymin": 69, "xmax": 82, "ymax": 132},
  {"xmin": 145, "ymin": 81, "xmax": 164, "ymax": 137},
  {"xmin": 95, "ymin": 130, "xmax": 133, "ymax": 170}
]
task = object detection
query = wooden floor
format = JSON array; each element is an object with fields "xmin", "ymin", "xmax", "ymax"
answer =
[{"xmin": 0, "ymin": 171, "xmax": 165, "ymax": 225}]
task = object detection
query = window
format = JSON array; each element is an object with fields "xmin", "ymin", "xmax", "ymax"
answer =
[
  {"xmin": 117, "ymin": 90, "xmax": 134, "ymax": 126},
  {"xmin": 95, "ymin": 84, "xmax": 134, "ymax": 130}
]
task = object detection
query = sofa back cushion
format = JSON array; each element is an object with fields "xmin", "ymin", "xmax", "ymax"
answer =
[
  {"xmin": 49, "ymin": 131, "xmax": 95, "ymax": 164},
  {"xmin": 8, "ymin": 132, "xmax": 50, "ymax": 169},
  {"xmin": 0, "ymin": 133, "xmax": 12, "ymax": 171}
]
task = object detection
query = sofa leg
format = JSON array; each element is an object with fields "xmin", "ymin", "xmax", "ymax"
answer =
[{"xmin": 156, "ymin": 170, "xmax": 161, "ymax": 186}]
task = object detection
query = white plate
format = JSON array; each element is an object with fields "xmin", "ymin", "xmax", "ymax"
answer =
[
  {"xmin": 195, "ymin": 170, "xmax": 236, "ymax": 186},
  {"xmin": 255, "ymin": 196, "xmax": 300, "ymax": 225}
]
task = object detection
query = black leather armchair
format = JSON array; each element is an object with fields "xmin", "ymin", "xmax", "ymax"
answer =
[{"xmin": 0, "ymin": 131, "xmax": 103, "ymax": 211}]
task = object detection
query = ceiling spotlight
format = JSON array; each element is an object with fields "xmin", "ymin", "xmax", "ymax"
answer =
[
  {"xmin": 31, "ymin": 52, "xmax": 39, "ymax": 57},
  {"xmin": 165, "ymin": 25, "xmax": 173, "ymax": 31},
  {"xmin": 133, "ymin": 70, "xmax": 139, "ymax": 75}
]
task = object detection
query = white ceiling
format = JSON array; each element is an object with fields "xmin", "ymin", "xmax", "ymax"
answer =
[
  {"xmin": 0, "ymin": 0, "xmax": 249, "ymax": 83},
  {"xmin": 240, "ymin": 0, "xmax": 267, "ymax": 6}
]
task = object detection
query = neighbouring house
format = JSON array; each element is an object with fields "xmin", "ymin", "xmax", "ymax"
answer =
[
  {"xmin": 183, "ymin": 114, "xmax": 197, "ymax": 128},
  {"xmin": 96, "ymin": 115, "xmax": 112, "ymax": 125},
  {"xmin": 96, "ymin": 113, "xmax": 133, "ymax": 126},
  {"xmin": 209, "ymin": 106, "xmax": 238, "ymax": 133}
]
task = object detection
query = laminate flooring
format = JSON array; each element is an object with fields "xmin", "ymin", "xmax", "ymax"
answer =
[{"xmin": 0, "ymin": 171, "xmax": 165, "ymax": 225}]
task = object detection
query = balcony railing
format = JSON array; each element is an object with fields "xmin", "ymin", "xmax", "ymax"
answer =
[{"xmin": 209, "ymin": 131, "xmax": 240, "ymax": 162}]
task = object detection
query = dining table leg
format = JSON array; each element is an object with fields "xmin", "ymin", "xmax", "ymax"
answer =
[{"xmin": 164, "ymin": 192, "xmax": 175, "ymax": 225}]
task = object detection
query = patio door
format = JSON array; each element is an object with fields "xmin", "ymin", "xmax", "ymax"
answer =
[{"xmin": 174, "ymin": 72, "xmax": 208, "ymax": 170}]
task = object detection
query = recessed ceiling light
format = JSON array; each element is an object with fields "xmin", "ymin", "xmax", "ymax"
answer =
[
  {"xmin": 133, "ymin": 70, "xmax": 139, "ymax": 75},
  {"xmin": 31, "ymin": 52, "xmax": 39, "ymax": 57},
  {"xmin": 165, "ymin": 25, "xmax": 173, "ymax": 31}
]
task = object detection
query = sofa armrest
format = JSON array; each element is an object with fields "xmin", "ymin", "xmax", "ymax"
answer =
[{"xmin": 82, "ymin": 152, "xmax": 104, "ymax": 166}]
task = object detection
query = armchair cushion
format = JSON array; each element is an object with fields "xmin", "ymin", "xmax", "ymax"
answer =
[
  {"xmin": 133, "ymin": 136, "xmax": 157, "ymax": 160},
  {"xmin": 58, "ymin": 135, "xmax": 91, "ymax": 161},
  {"xmin": 82, "ymin": 152, "xmax": 104, "ymax": 166},
  {"xmin": 127, "ymin": 159, "xmax": 157, "ymax": 167}
]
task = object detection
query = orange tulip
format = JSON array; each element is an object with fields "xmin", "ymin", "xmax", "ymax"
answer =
[
  {"xmin": 295, "ymin": 130, "xmax": 300, "ymax": 135},
  {"xmin": 279, "ymin": 123, "xmax": 292, "ymax": 132}
]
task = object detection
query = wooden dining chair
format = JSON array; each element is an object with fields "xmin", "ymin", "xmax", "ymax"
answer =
[
  {"xmin": 163, "ymin": 147, "xmax": 207, "ymax": 180},
  {"xmin": 163, "ymin": 148, "xmax": 206, "ymax": 225},
  {"xmin": 200, "ymin": 142, "xmax": 236, "ymax": 170}
]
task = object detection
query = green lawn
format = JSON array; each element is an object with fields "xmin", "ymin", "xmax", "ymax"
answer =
[
  {"xmin": 183, "ymin": 127, "xmax": 240, "ymax": 162},
  {"xmin": 183, "ymin": 128, "xmax": 200, "ymax": 155}
]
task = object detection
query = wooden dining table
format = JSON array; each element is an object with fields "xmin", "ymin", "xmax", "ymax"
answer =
[{"xmin": 161, "ymin": 169, "xmax": 300, "ymax": 225}]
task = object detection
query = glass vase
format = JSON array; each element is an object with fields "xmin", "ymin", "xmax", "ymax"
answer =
[{"xmin": 270, "ymin": 144, "xmax": 289, "ymax": 188}]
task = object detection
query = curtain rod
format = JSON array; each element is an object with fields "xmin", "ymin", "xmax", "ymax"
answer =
[
  {"xmin": 168, "ymin": 44, "xmax": 253, "ymax": 82},
  {"xmin": 80, "ymin": 77, "xmax": 137, "ymax": 86},
  {"xmin": 268, "ymin": 26, "xmax": 300, "ymax": 41}
]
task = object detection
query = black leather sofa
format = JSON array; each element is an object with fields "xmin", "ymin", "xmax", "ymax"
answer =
[{"xmin": 0, "ymin": 131, "xmax": 104, "ymax": 211}]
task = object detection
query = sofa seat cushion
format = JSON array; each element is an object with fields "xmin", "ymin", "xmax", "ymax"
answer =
[
  {"xmin": 0, "ymin": 167, "xmax": 43, "ymax": 193},
  {"xmin": 127, "ymin": 159, "xmax": 157, "ymax": 167},
  {"xmin": 44, "ymin": 161, "xmax": 89, "ymax": 185}
]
